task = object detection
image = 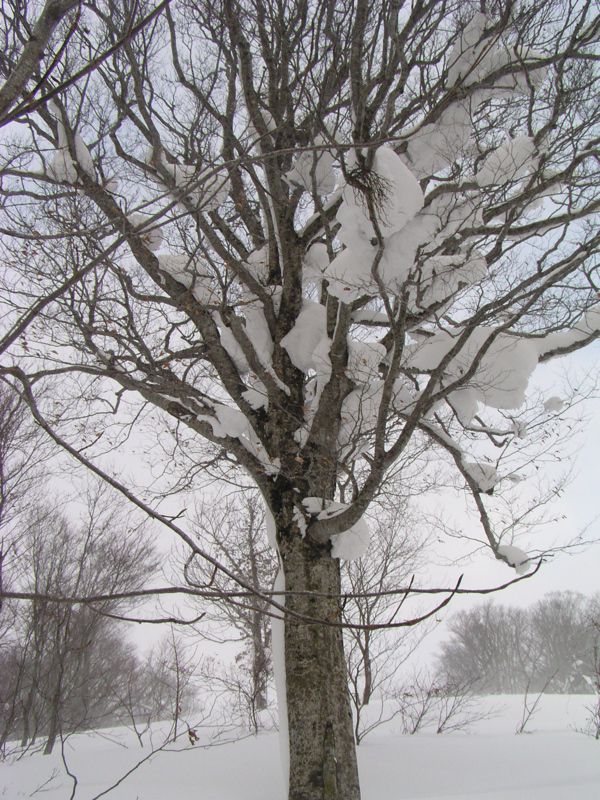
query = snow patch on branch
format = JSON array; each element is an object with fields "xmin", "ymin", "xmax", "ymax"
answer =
[
  {"xmin": 409, "ymin": 328, "xmax": 540, "ymax": 419},
  {"xmin": 405, "ymin": 103, "xmax": 473, "ymax": 178},
  {"xmin": 537, "ymin": 306, "xmax": 600, "ymax": 356},
  {"xmin": 245, "ymin": 247, "xmax": 270, "ymax": 284},
  {"xmin": 150, "ymin": 149, "xmax": 230, "ymax": 211},
  {"xmin": 405, "ymin": 13, "xmax": 547, "ymax": 179},
  {"xmin": 325, "ymin": 147, "xmax": 424, "ymax": 302},
  {"xmin": 303, "ymin": 243, "xmax": 330, "ymax": 287},
  {"xmin": 303, "ymin": 498, "xmax": 370, "ymax": 560},
  {"xmin": 338, "ymin": 147, "xmax": 424, "ymax": 241},
  {"xmin": 242, "ymin": 376, "xmax": 269, "ymax": 410},
  {"xmin": 280, "ymin": 302, "xmax": 329, "ymax": 374},
  {"xmin": 447, "ymin": 13, "xmax": 491, "ymax": 87},
  {"xmin": 497, "ymin": 544, "xmax": 531, "ymax": 575},
  {"xmin": 447, "ymin": 14, "xmax": 547, "ymax": 92},
  {"xmin": 476, "ymin": 136, "xmax": 537, "ymax": 187},
  {"xmin": 158, "ymin": 254, "xmax": 218, "ymax": 303},
  {"xmin": 128, "ymin": 214, "xmax": 163, "ymax": 252},
  {"xmin": 346, "ymin": 339, "xmax": 386, "ymax": 384},
  {"xmin": 48, "ymin": 114, "xmax": 96, "ymax": 184},
  {"xmin": 462, "ymin": 460, "xmax": 499, "ymax": 493},
  {"xmin": 286, "ymin": 136, "xmax": 337, "ymax": 196},
  {"xmin": 216, "ymin": 318, "xmax": 249, "ymax": 373}
]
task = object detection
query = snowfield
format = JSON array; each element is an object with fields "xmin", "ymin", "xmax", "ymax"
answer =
[{"xmin": 1, "ymin": 695, "xmax": 599, "ymax": 799}]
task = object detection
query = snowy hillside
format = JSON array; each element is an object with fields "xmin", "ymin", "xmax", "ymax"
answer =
[{"xmin": 2, "ymin": 695, "xmax": 599, "ymax": 799}]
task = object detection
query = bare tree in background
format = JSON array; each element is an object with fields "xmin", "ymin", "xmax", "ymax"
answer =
[
  {"xmin": 0, "ymin": 382, "xmax": 52, "ymax": 618},
  {"xmin": 582, "ymin": 612, "xmax": 600, "ymax": 739},
  {"xmin": 0, "ymin": 483, "xmax": 157, "ymax": 754},
  {"xmin": 143, "ymin": 627, "xmax": 199, "ymax": 742},
  {"xmin": 186, "ymin": 491, "xmax": 276, "ymax": 719},
  {"xmin": 1, "ymin": 2, "xmax": 600, "ymax": 797},
  {"xmin": 342, "ymin": 500, "xmax": 431, "ymax": 743}
]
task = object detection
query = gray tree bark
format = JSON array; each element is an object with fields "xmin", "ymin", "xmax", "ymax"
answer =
[{"xmin": 280, "ymin": 533, "xmax": 360, "ymax": 800}]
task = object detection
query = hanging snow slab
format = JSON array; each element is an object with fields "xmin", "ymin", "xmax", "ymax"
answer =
[{"xmin": 337, "ymin": 147, "xmax": 424, "ymax": 242}]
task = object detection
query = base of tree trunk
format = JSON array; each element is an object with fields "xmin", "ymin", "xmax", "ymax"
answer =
[{"xmin": 281, "ymin": 534, "xmax": 361, "ymax": 800}]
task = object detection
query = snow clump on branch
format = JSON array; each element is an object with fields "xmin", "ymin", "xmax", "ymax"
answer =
[
  {"xmin": 303, "ymin": 498, "xmax": 370, "ymax": 561},
  {"xmin": 497, "ymin": 544, "xmax": 531, "ymax": 575}
]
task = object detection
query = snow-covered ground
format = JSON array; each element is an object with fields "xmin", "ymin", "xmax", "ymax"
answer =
[{"xmin": 2, "ymin": 695, "xmax": 599, "ymax": 799}]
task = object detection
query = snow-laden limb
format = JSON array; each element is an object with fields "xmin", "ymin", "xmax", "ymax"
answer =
[
  {"xmin": 149, "ymin": 148, "xmax": 230, "ymax": 211},
  {"xmin": 326, "ymin": 170, "xmax": 487, "ymax": 308},
  {"xmin": 216, "ymin": 315, "xmax": 250, "ymax": 373},
  {"xmin": 303, "ymin": 498, "xmax": 371, "ymax": 561},
  {"xmin": 280, "ymin": 302, "xmax": 334, "ymax": 437},
  {"xmin": 196, "ymin": 400, "xmax": 281, "ymax": 477},
  {"xmin": 447, "ymin": 388, "xmax": 480, "ymax": 427},
  {"xmin": 537, "ymin": 306, "xmax": 600, "ymax": 358},
  {"xmin": 128, "ymin": 214, "xmax": 163, "ymax": 252},
  {"xmin": 338, "ymin": 148, "xmax": 424, "ymax": 241},
  {"xmin": 447, "ymin": 12, "xmax": 547, "ymax": 92},
  {"xmin": 302, "ymin": 242, "xmax": 330, "ymax": 287},
  {"xmin": 346, "ymin": 339, "xmax": 386, "ymax": 385},
  {"xmin": 212, "ymin": 300, "xmax": 282, "ymax": 400},
  {"xmin": 244, "ymin": 246, "xmax": 270, "ymax": 284},
  {"xmin": 497, "ymin": 544, "xmax": 531, "ymax": 575},
  {"xmin": 241, "ymin": 302, "xmax": 275, "ymax": 370},
  {"xmin": 446, "ymin": 12, "xmax": 492, "ymax": 87},
  {"xmin": 404, "ymin": 18, "xmax": 547, "ymax": 181},
  {"xmin": 408, "ymin": 328, "xmax": 540, "ymax": 420},
  {"xmin": 213, "ymin": 403, "xmax": 249, "ymax": 438},
  {"xmin": 476, "ymin": 136, "xmax": 537, "ymax": 187},
  {"xmin": 323, "ymin": 237, "xmax": 376, "ymax": 302},
  {"xmin": 330, "ymin": 523, "xmax": 370, "ymax": 561},
  {"xmin": 241, "ymin": 376, "xmax": 269, "ymax": 411},
  {"xmin": 49, "ymin": 145, "xmax": 78, "ymax": 183},
  {"xmin": 280, "ymin": 301, "xmax": 329, "ymax": 374},
  {"xmin": 48, "ymin": 118, "xmax": 96, "ymax": 184},
  {"xmin": 325, "ymin": 147, "xmax": 424, "ymax": 301},
  {"xmin": 286, "ymin": 135, "xmax": 337, "ymax": 195},
  {"xmin": 158, "ymin": 254, "xmax": 219, "ymax": 304},
  {"xmin": 461, "ymin": 460, "xmax": 500, "ymax": 494}
]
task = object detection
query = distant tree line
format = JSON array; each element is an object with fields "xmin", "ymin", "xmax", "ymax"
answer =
[
  {"xmin": 0, "ymin": 488, "xmax": 159, "ymax": 753},
  {"xmin": 0, "ymin": 383, "xmax": 199, "ymax": 754},
  {"xmin": 438, "ymin": 592, "xmax": 600, "ymax": 694},
  {"xmin": 0, "ymin": 499, "xmax": 199, "ymax": 754}
]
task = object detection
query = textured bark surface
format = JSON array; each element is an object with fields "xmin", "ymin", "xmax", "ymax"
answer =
[{"xmin": 280, "ymin": 533, "xmax": 360, "ymax": 800}]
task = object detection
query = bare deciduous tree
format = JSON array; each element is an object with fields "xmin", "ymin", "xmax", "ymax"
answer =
[
  {"xmin": 342, "ymin": 499, "xmax": 431, "ymax": 743},
  {"xmin": 142, "ymin": 627, "xmax": 200, "ymax": 743},
  {"xmin": 0, "ymin": 484, "xmax": 157, "ymax": 754},
  {"xmin": 1, "ymin": 2, "xmax": 599, "ymax": 797},
  {"xmin": 185, "ymin": 491, "xmax": 276, "ymax": 719}
]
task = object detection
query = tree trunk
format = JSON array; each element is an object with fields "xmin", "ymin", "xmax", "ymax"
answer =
[
  {"xmin": 20, "ymin": 686, "xmax": 35, "ymax": 748},
  {"xmin": 361, "ymin": 632, "xmax": 373, "ymax": 707},
  {"xmin": 280, "ymin": 533, "xmax": 360, "ymax": 800},
  {"xmin": 44, "ymin": 691, "xmax": 60, "ymax": 755},
  {"xmin": 44, "ymin": 663, "xmax": 64, "ymax": 755},
  {"xmin": 251, "ymin": 609, "xmax": 269, "ymax": 712}
]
